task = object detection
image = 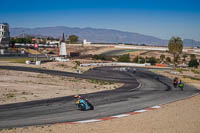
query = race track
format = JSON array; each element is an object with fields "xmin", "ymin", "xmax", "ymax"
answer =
[{"xmin": 0, "ymin": 66, "xmax": 199, "ymax": 128}]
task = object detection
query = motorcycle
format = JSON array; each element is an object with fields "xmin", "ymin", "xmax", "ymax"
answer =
[
  {"xmin": 178, "ymin": 83, "xmax": 184, "ymax": 91},
  {"xmin": 173, "ymin": 77, "xmax": 178, "ymax": 88},
  {"xmin": 173, "ymin": 81, "xmax": 178, "ymax": 88},
  {"xmin": 75, "ymin": 98, "xmax": 94, "ymax": 111}
]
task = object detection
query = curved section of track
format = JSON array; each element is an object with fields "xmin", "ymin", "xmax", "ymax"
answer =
[{"xmin": 0, "ymin": 66, "xmax": 199, "ymax": 128}]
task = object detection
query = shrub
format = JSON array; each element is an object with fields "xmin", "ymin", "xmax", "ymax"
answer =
[
  {"xmin": 118, "ymin": 54, "xmax": 130, "ymax": 62},
  {"xmin": 166, "ymin": 57, "xmax": 171, "ymax": 63},
  {"xmin": 147, "ymin": 57, "xmax": 157, "ymax": 65},
  {"xmin": 92, "ymin": 55, "xmax": 106, "ymax": 60},
  {"xmin": 188, "ymin": 59, "xmax": 199, "ymax": 68},
  {"xmin": 75, "ymin": 61, "xmax": 81, "ymax": 66},
  {"xmin": 190, "ymin": 54, "xmax": 196, "ymax": 60},
  {"xmin": 133, "ymin": 56, "xmax": 145, "ymax": 64},
  {"xmin": 191, "ymin": 69, "xmax": 200, "ymax": 74}
]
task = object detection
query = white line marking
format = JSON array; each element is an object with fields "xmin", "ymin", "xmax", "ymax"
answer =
[
  {"xmin": 134, "ymin": 110, "xmax": 147, "ymax": 113},
  {"xmin": 112, "ymin": 114, "xmax": 130, "ymax": 118},
  {"xmin": 151, "ymin": 105, "xmax": 161, "ymax": 109},
  {"xmin": 76, "ymin": 119, "xmax": 101, "ymax": 123},
  {"xmin": 131, "ymin": 79, "xmax": 142, "ymax": 90}
]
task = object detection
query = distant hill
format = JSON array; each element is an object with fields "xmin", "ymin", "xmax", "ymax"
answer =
[
  {"xmin": 182, "ymin": 39, "xmax": 200, "ymax": 47},
  {"xmin": 10, "ymin": 26, "xmax": 200, "ymax": 46}
]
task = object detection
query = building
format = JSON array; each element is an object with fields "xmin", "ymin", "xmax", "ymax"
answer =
[
  {"xmin": 0, "ymin": 23, "xmax": 10, "ymax": 47},
  {"xmin": 83, "ymin": 39, "xmax": 91, "ymax": 45},
  {"xmin": 46, "ymin": 40, "xmax": 60, "ymax": 45},
  {"xmin": 32, "ymin": 38, "xmax": 44, "ymax": 44}
]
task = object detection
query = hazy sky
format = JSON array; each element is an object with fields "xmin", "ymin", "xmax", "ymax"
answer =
[{"xmin": 1, "ymin": 0, "xmax": 200, "ymax": 41}]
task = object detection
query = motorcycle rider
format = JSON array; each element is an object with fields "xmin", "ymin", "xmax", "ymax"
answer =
[
  {"xmin": 73, "ymin": 95, "xmax": 94, "ymax": 110},
  {"xmin": 173, "ymin": 77, "xmax": 178, "ymax": 88},
  {"xmin": 178, "ymin": 80, "xmax": 184, "ymax": 91},
  {"xmin": 73, "ymin": 95, "xmax": 80, "ymax": 104}
]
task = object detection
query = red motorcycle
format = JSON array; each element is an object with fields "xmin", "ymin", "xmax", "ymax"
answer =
[{"xmin": 173, "ymin": 77, "xmax": 178, "ymax": 88}]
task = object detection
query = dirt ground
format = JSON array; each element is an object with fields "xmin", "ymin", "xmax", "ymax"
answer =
[{"xmin": 153, "ymin": 69, "xmax": 200, "ymax": 89}]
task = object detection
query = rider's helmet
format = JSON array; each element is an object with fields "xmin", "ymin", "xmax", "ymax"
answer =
[
  {"xmin": 79, "ymin": 96, "xmax": 84, "ymax": 99},
  {"xmin": 74, "ymin": 95, "xmax": 79, "ymax": 99}
]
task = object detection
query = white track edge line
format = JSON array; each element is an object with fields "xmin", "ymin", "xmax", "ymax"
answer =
[{"xmin": 112, "ymin": 114, "xmax": 130, "ymax": 118}]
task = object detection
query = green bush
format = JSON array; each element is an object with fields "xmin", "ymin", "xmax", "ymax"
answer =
[
  {"xmin": 147, "ymin": 57, "xmax": 157, "ymax": 65},
  {"xmin": 118, "ymin": 54, "xmax": 130, "ymax": 62},
  {"xmin": 92, "ymin": 55, "xmax": 106, "ymax": 60},
  {"xmin": 188, "ymin": 59, "xmax": 199, "ymax": 68},
  {"xmin": 133, "ymin": 56, "xmax": 145, "ymax": 64},
  {"xmin": 166, "ymin": 57, "xmax": 171, "ymax": 63}
]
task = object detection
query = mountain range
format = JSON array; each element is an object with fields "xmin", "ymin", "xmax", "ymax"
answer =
[{"xmin": 10, "ymin": 26, "xmax": 200, "ymax": 46}]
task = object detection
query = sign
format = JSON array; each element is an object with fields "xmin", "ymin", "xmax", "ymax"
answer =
[{"xmin": 34, "ymin": 43, "xmax": 38, "ymax": 48}]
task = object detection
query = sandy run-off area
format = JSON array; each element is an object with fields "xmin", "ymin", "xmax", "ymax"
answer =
[{"xmin": 0, "ymin": 61, "xmax": 122, "ymax": 105}]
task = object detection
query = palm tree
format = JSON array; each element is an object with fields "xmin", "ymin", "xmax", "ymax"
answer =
[{"xmin": 168, "ymin": 37, "xmax": 183, "ymax": 67}]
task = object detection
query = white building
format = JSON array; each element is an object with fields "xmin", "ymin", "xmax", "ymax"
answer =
[
  {"xmin": 83, "ymin": 39, "xmax": 91, "ymax": 45},
  {"xmin": 46, "ymin": 40, "xmax": 60, "ymax": 45},
  {"xmin": 0, "ymin": 23, "xmax": 10, "ymax": 47}
]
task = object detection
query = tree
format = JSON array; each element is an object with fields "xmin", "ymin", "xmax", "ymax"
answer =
[
  {"xmin": 160, "ymin": 54, "xmax": 165, "ymax": 62},
  {"xmin": 139, "ymin": 57, "xmax": 145, "ymax": 64},
  {"xmin": 168, "ymin": 37, "xmax": 183, "ymax": 66},
  {"xmin": 9, "ymin": 37, "xmax": 16, "ymax": 45},
  {"xmin": 133, "ymin": 56, "xmax": 139, "ymax": 63},
  {"xmin": 133, "ymin": 56, "xmax": 145, "ymax": 64},
  {"xmin": 166, "ymin": 57, "xmax": 171, "ymax": 63},
  {"xmin": 14, "ymin": 37, "xmax": 32, "ymax": 44},
  {"xmin": 147, "ymin": 57, "xmax": 157, "ymax": 65},
  {"xmin": 67, "ymin": 35, "xmax": 79, "ymax": 44},
  {"xmin": 174, "ymin": 55, "xmax": 180, "ymax": 63},
  {"xmin": 188, "ymin": 59, "xmax": 199, "ymax": 68}
]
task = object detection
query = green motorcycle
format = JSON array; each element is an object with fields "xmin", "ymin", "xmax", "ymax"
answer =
[{"xmin": 178, "ymin": 83, "xmax": 184, "ymax": 91}]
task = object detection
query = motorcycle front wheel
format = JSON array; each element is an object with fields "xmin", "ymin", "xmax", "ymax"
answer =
[{"xmin": 78, "ymin": 103, "xmax": 86, "ymax": 111}]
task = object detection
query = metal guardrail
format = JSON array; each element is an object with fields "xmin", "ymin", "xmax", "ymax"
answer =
[{"xmin": 80, "ymin": 62, "xmax": 147, "ymax": 67}]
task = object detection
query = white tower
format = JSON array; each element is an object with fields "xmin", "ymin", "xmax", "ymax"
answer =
[{"xmin": 59, "ymin": 33, "xmax": 67, "ymax": 56}]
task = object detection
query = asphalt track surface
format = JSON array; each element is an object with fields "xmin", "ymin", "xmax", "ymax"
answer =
[
  {"xmin": 101, "ymin": 49, "xmax": 127, "ymax": 56},
  {"xmin": 0, "ymin": 66, "xmax": 199, "ymax": 128}
]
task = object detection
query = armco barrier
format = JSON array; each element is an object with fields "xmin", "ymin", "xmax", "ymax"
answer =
[{"xmin": 80, "ymin": 62, "xmax": 146, "ymax": 67}]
